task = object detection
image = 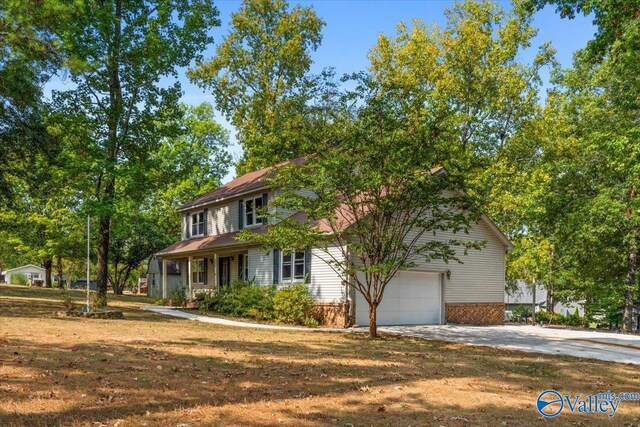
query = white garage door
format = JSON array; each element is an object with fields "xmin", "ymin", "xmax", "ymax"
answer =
[{"xmin": 355, "ymin": 271, "xmax": 442, "ymax": 326}]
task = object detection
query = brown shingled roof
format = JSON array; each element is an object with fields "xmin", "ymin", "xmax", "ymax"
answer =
[
  {"xmin": 178, "ymin": 156, "xmax": 306, "ymax": 212},
  {"xmin": 157, "ymin": 225, "xmax": 269, "ymax": 257}
]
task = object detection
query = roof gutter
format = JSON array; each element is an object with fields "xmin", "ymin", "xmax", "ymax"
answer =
[{"xmin": 176, "ymin": 185, "xmax": 268, "ymax": 213}]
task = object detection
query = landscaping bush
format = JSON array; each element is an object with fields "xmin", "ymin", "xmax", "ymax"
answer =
[
  {"xmin": 536, "ymin": 310, "xmax": 564, "ymax": 324},
  {"xmin": 536, "ymin": 309, "xmax": 588, "ymax": 327},
  {"xmin": 511, "ymin": 306, "xmax": 531, "ymax": 322},
  {"xmin": 564, "ymin": 308, "xmax": 587, "ymax": 327},
  {"xmin": 194, "ymin": 291, "xmax": 218, "ymax": 311},
  {"xmin": 10, "ymin": 272, "xmax": 28, "ymax": 286},
  {"xmin": 216, "ymin": 280, "xmax": 275, "ymax": 319},
  {"xmin": 168, "ymin": 287, "xmax": 186, "ymax": 307},
  {"xmin": 192, "ymin": 281, "xmax": 320, "ymax": 326},
  {"xmin": 273, "ymin": 283, "xmax": 319, "ymax": 326}
]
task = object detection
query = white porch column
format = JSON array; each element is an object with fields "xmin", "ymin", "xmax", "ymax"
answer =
[
  {"xmin": 162, "ymin": 258, "xmax": 168, "ymax": 299},
  {"xmin": 187, "ymin": 256, "xmax": 193, "ymax": 299},
  {"xmin": 213, "ymin": 253, "xmax": 218, "ymax": 289}
]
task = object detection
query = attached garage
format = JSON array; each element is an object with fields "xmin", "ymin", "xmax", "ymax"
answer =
[{"xmin": 355, "ymin": 271, "xmax": 443, "ymax": 326}]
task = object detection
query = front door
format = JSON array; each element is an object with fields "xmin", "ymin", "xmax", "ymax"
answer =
[{"xmin": 218, "ymin": 257, "xmax": 231, "ymax": 287}]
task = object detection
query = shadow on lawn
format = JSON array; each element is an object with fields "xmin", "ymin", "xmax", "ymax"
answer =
[
  {"xmin": 2, "ymin": 284, "xmax": 639, "ymax": 426},
  {"xmin": 1, "ymin": 332, "xmax": 639, "ymax": 426}
]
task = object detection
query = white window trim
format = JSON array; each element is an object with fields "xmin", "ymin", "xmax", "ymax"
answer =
[
  {"xmin": 191, "ymin": 211, "xmax": 205, "ymax": 237},
  {"xmin": 280, "ymin": 249, "xmax": 306, "ymax": 284},
  {"xmin": 239, "ymin": 252, "xmax": 249, "ymax": 281},
  {"xmin": 191, "ymin": 258, "xmax": 205, "ymax": 285},
  {"xmin": 244, "ymin": 196, "xmax": 264, "ymax": 228}
]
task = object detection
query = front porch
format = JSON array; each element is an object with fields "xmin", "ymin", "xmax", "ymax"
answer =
[{"xmin": 160, "ymin": 249, "xmax": 250, "ymax": 299}]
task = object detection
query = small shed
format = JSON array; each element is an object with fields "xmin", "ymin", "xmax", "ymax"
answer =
[{"xmin": 147, "ymin": 255, "xmax": 183, "ymax": 299}]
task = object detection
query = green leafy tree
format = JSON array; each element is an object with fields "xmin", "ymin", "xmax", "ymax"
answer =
[
  {"xmin": 108, "ymin": 204, "xmax": 173, "ymax": 294},
  {"xmin": 189, "ymin": 0, "xmax": 325, "ymax": 174},
  {"xmin": 145, "ymin": 103, "xmax": 232, "ymax": 238},
  {"xmin": 0, "ymin": 0, "xmax": 69, "ymax": 201},
  {"xmin": 527, "ymin": 0, "xmax": 640, "ymax": 330},
  {"xmin": 368, "ymin": 0, "xmax": 554, "ymax": 196},
  {"xmin": 240, "ymin": 75, "xmax": 483, "ymax": 339},
  {"xmin": 51, "ymin": 0, "xmax": 220, "ymax": 302}
]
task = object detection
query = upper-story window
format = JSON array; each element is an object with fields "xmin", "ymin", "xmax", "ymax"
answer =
[
  {"xmin": 191, "ymin": 211, "xmax": 205, "ymax": 237},
  {"xmin": 244, "ymin": 196, "xmax": 264, "ymax": 227},
  {"xmin": 281, "ymin": 250, "xmax": 306, "ymax": 283}
]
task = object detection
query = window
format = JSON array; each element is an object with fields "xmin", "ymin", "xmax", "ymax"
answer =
[
  {"xmin": 238, "ymin": 253, "xmax": 249, "ymax": 281},
  {"xmin": 244, "ymin": 196, "xmax": 264, "ymax": 227},
  {"xmin": 281, "ymin": 250, "xmax": 305, "ymax": 283},
  {"xmin": 191, "ymin": 211, "xmax": 205, "ymax": 236},
  {"xmin": 191, "ymin": 259, "xmax": 205, "ymax": 285}
]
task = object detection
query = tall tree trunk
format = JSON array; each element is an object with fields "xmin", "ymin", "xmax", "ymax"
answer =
[
  {"xmin": 56, "ymin": 255, "xmax": 63, "ymax": 288},
  {"xmin": 622, "ymin": 237, "xmax": 637, "ymax": 332},
  {"xmin": 95, "ymin": 0, "xmax": 123, "ymax": 304},
  {"xmin": 97, "ymin": 215, "xmax": 111, "ymax": 298},
  {"xmin": 368, "ymin": 303, "xmax": 378, "ymax": 339},
  {"xmin": 43, "ymin": 258, "xmax": 52, "ymax": 288}
]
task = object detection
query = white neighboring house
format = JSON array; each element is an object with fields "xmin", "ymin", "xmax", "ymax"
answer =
[
  {"xmin": 1, "ymin": 264, "xmax": 46, "ymax": 285},
  {"xmin": 154, "ymin": 158, "xmax": 513, "ymax": 327},
  {"xmin": 505, "ymin": 280, "xmax": 585, "ymax": 320}
]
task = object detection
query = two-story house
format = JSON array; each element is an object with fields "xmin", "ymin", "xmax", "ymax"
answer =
[{"xmin": 153, "ymin": 158, "xmax": 513, "ymax": 328}]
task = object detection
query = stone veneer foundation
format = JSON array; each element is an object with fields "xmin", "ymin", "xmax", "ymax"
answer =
[
  {"xmin": 445, "ymin": 303, "xmax": 504, "ymax": 325},
  {"xmin": 315, "ymin": 302, "xmax": 351, "ymax": 328}
]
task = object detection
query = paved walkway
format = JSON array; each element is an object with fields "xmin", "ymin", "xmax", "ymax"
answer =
[
  {"xmin": 144, "ymin": 306, "xmax": 640, "ymax": 365},
  {"xmin": 142, "ymin": 306, "xmax": 321, "ymax": 331},
  {"xmin": 378, "ymin": 324, "xmax": 640, "ymax": 365}
]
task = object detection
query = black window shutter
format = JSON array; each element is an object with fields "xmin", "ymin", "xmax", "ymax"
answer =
[
  {"xmin": 304, "ymin": 247, "xmax": 311, "ymax": 284},
  {"xmin": 238, "ymin": 199, "xmax": 244, "ymax": 230},
  {"xmin": 262, "ymin": 192, "xmax": 269, "ymax": 224},
  {"xmin": 203, "ymin": 258, "xmax": 208, "ymax": 285},
  {"xmin": 273, "ymin": 249, "xmax": 280, "ymax": 284},
  {"xmin": 186, "ymin": 213, "xmax": 190, "ymax": 239},
  {"xmin": 238, "ymin": 254, "xmax": 244, "ymax": 280},
  {"xmin": 203, "ymin": 209, "xmax": 208, "ymax": 236}
]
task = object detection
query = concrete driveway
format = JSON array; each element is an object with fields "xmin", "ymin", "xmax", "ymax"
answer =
[{"xmin": 378, "ymin": 324, "xmax": 640, "ymax": 365}]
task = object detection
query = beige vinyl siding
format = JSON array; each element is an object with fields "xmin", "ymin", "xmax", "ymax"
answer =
[
  {"xmin": 309, "ymin": 245, "xmax": 346, "ymax": 302},
  {"xmin": 210, "ymin": 200, "xmax": 239, "ymax": 235},
  {"xmin": 248, "ymin": 248, "xmax": 273, "ymax": 285},
  {"xmin": 404, "ymin": 218, "xmax": 506, "ymax": 303},
  {"xmin": 270, "ymin": 189, "xmax": 317, "ymax": 223}
]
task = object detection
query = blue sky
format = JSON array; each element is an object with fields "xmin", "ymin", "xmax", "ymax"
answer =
[{"xmin": 45, "ymin": 1, "xmax": 595, "ymax": 182}]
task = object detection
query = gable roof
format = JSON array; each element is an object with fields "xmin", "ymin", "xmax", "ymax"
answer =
[
  {"xmin": 3, "ymin": 264, "xmax": 46, "ymax": 274},
  {"xmin": 178, "ymin": 157, "xmax": 306, "ymax": 212}
]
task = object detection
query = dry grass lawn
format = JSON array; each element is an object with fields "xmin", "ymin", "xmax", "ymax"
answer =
[{"xmin": 1, "ymin": 284, "xmax": 639, "ymax": 426}]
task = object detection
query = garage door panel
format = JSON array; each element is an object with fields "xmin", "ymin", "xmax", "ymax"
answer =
[{"xmin": 355, "ymin": 271, "xmax": 442, "ymax": 326}]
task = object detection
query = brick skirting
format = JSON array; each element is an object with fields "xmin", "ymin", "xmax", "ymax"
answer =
[
  {"xmin": 445, "ymin": 303, "xmax": 504, "ymax": 325},
  {"xmin": 315, "ymin": 302, "xmax": 351, "ymax": 328}
]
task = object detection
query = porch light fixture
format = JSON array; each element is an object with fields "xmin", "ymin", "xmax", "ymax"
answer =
[{"xmin": 446, "ymin": 269, "xmax": 451, "ymax": 280}]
